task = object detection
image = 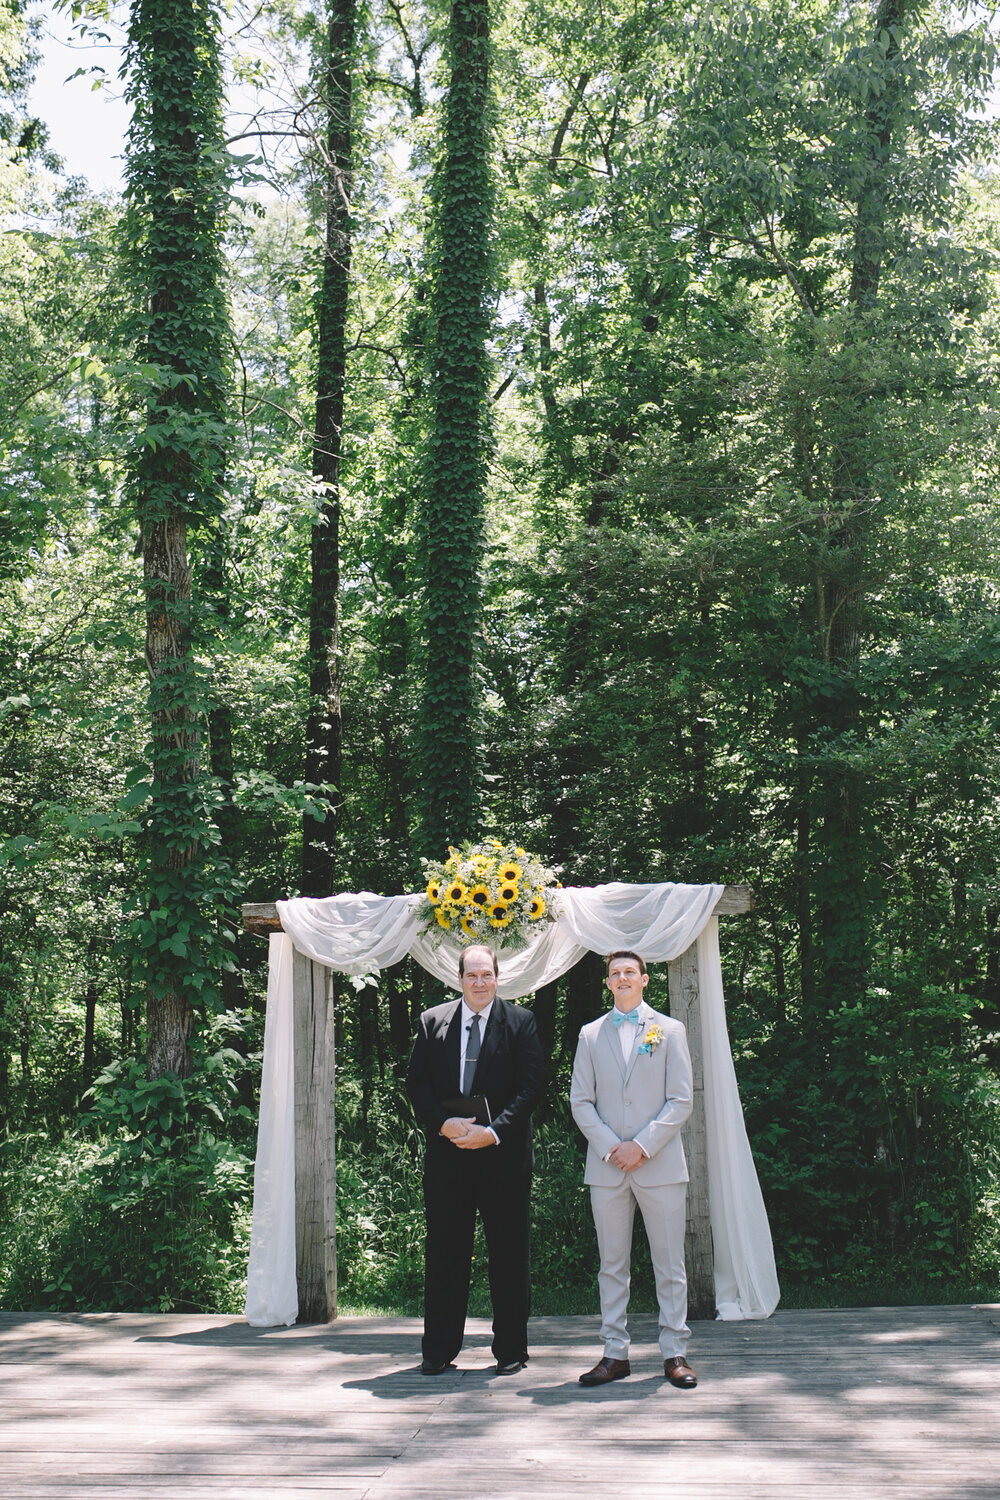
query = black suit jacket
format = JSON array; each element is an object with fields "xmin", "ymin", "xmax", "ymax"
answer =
[{"xmin": 406, "ymin": 997, "xmax": 544, "ymax": 1172}]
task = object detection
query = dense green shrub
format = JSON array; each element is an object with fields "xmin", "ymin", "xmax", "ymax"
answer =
[
  {"xmin": 333, "ymin": 1076, "xmax": 427, "ymax": 1313},
  {"xmin": 0, "ymin": 1036, "xmax": 253, "ymax": 1314},
  {"xmin": 734, "ymin": 970, "xmax": 1000, "ymax": 1299}
]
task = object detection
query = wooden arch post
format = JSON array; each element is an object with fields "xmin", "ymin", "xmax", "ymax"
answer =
[
  {"xmin": 242, "ymin": 909, "xmax": 338, "ymax": 1324},
  {"xmin": 669, "ymin": 884, "xmax": 753, "ymax": 1319},
  {"xmin": 242, "ymin": 883, "xmax": 754, "ymax": 1324}
]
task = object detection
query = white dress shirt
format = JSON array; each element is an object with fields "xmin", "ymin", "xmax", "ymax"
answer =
[
  {"xmin": 606, "ymin": 1007, "xmax": 648, "ymax": 1159},
  {"xmin": 460, "ymin": 998, "xmax": 494, "ymax": 1080},
  {"xmin": 459, "ymin": 998, "xmax": 499, "ymax": 1144},
  {"xmin": 613, "ymin": 1006, "xmax": 640, "ymax": 1060}
]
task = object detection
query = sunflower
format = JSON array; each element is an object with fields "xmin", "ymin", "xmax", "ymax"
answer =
[{"xmin": 419, "ymin": 837, "xmax": 558, "ymax": 951}]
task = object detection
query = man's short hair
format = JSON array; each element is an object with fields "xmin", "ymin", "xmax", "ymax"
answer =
[
  {"xmin": 459, "ymin": 945, "xmax": 499, "ymax": 977},
  {"xmin": 605, "ymin": 950, "xmax": 647, "ymax": 977}
]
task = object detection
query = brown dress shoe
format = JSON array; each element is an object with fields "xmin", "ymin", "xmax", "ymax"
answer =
[
  {"xmin": 579, "ymin": 1356, "xmax": 631, "ymax": 1386},
  {"xmin": 664, "ymin": 1356, "xmax": 698, "ymax": 1388}
]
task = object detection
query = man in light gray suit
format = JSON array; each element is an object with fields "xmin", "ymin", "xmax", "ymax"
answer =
[{"xmin": 570, "ymin": 950, "xmax": 698, "ymax": 1388}]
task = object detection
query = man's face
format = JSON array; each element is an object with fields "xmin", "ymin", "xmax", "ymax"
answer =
[
  {"xmin": 606, "ymin": 957, "xmax": 648, "ymax": 1013},
  {"xmin": 461, "ymin": 948, "xmax": 498, "ymax": 1012}
]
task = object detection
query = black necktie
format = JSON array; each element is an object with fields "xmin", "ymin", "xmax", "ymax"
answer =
[{"xmin": 463, "ymin": 1015, "xmax": 481, "ymax": 1095}]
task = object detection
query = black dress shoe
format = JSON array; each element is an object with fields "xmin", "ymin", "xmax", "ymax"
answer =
[
  {"xmin": 495, "ymin": 1357, "xmax": 528, "ymax": 1375},
  {"xmin": 420, "ymin": 1358, "xmax": 456, "ymax": 1375},
  {"xmin": 664, "ymin": 1356, "xmax": 698, "ymax": 1388},
  {"xmin": 579, "ymin": 1356, "xmax": 631, "ymax": 1386}
]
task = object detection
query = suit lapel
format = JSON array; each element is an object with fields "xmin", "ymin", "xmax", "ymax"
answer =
[
  {"xmin": 471, "ymin": 1000, "xmax": 503, "ymax": 1088},
  {"xmin": 600, "ymin": 1013, "xmax": 627, "ymax": 1080},
  {"xmin": 443, "ymin": 1001, "xmax": 464, "ymax": 1090},
  {"xmin": 623, "ymin": 1002, "xmax": 651, "ymax": 1085}
]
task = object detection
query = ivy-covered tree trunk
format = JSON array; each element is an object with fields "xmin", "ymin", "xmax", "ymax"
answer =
[
  {"xmin": 122, "ymin": 0, "xmax": 230, "ymax": 1079},
  {"xmin": 814, "ymin": 0, "xmax": 909, "ymax": 1012},
  {"xmin": 416, "ymin": 0, "xmax": 494, "ymax": 857},
  {"xmin": 303, "ymin": 0, "xmax": 357, "ymax": 897}
]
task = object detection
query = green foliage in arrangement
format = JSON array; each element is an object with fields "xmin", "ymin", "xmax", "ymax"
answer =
[{"xmin": 416, "ymin": 0, "xmax": 496, "ymax": 856}]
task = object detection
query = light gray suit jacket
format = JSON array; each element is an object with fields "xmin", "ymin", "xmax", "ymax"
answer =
[{"xmin": 570, "ymin": 1001, "xmax": 693, "ymax": 1188}]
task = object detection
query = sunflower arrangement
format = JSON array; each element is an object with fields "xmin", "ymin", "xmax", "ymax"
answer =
[{"xmin": 419, "ymin": 839, "xmax": 561, "ymax": 952}]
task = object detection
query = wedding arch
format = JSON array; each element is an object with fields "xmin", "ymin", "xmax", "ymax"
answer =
[{"xmin": 241, "ymin": 880, "xmax": 780, "ymax": 1329}]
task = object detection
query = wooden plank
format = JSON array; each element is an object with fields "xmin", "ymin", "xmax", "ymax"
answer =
[
  {"xmin": 1, "ymin": 1492, "xmax": 370, "ymax": 1498},
  {"xmin": 241, "ymin": 884, "xmax": 755, "ymax": 935},
  {"xmin": 353, "ymin": 1489, "xmax": 998, "ymax": 1500},
  {"xmin": 0, "ymin": 1461, "xmax": 399, "ymax": 1476},
  {"xmin": 5, "ymin": 1491, "xmax": 992, "ymax": 1500},
  {"xmin": 241, "ymin": 902, "xmax": 285, "ymax": 934},
  {"xmin": 668, "ymin": 944, "xmax": 715, "ymax": 1320},
  {"xmin": 712, "ymin": 885, "xmax": 754, "ymax": 915},
  {"xmin": 2, "ymin": 1308, "xmax": 1000, "ymax": 1500},
  {"xmin": 292, "ymin": 951, "xmax": 337, "ymax": 1323},
  {"xmin": 0, "ymin": 1487, "xmax": 371, "ymax": 1498}
]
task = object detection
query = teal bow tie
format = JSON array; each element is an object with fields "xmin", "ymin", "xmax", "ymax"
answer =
[{"xmin": 612, "ymin": 1008, "xmax": 640, "ymax": 1028}]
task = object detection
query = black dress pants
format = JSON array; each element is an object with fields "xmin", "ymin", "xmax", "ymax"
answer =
[{"xmin": 421, "ymin": 1148, "xmax": 532, "ymax": 1366}]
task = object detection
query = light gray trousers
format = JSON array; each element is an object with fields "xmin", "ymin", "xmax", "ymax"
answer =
[{"xmin": 590, "ymin": 1177, "xmax": 690, "ymax": 1359}]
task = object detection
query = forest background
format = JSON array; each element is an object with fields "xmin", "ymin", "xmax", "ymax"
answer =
[{"xmin": 3, "ymin": 0, "xmax": 1000, "ymax": 1318}]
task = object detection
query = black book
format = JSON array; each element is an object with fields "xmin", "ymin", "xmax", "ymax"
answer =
[{"xmin": 441, "ymin": 1095, "xmax": 492, "ymax": 1127}]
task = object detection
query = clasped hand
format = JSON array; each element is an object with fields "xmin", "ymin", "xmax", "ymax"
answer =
[
  {"xmin": 440, "ymin": 1116, "xmax": 495, "ymax": 1150},
  {"xmin": 608, "ymin": 1140, "xmax": 644, "ymax": 1172}
]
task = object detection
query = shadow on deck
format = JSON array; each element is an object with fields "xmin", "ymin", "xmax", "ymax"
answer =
[{"xmin": 1, "ymin": 1303, "xmax": 998, "ymax": 1498}]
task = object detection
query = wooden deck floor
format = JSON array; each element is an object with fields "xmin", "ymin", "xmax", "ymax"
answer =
[{"xmin": 2, "ymin": 1304, "xmax": 998, "ymax": 1499}]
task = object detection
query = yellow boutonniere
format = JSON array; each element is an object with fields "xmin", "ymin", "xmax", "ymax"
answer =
[{"xmin": 638, "ymin": 1024, "xmax": 664, "ymax": 1056}]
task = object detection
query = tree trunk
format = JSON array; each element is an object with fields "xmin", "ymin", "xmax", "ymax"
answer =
[
  {"xmin": 303, "ymin": 0, "xmax": 356, "ymax": 896},
  {"xmin": 849, "ymin": 0, "xmax": 908, "ymax": 313},
  {"xmin": 563, "ymin": 951, "xmax": 604, "ymax": 1061},
  {"xmin": 124, "ymin": 0, "xmax": 230, "ymax": 1079},
  {"xmin": 416, "ymin": 0, "xmax": 494, "ymax": 856},
  {"xmin": 386, "ymin": 964, "xmax": 410, "ymax": 1054},
  {"xmin": 82, "ymin": 936, "xmax": 99, "ymax": 1095},
  {"xmin": 0, "ymin": 932, "xmax": 10, "ymax": 1131},
  {"xmin": 795, "ymin": 737, "xmax": 815, "ymax": 1011},
  {"xmin": 142, "ymin": 511, "xmax": 198, "ymax": 1078},
  {"xmin": 814, "ymin": 0, "xmax": 908, "ymax": 1013},
  {"xmin": 531, "ymin": 979, "xmax": 558, "ymax": 1056}
]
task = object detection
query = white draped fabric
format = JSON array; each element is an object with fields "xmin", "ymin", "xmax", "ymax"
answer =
[
  {"xmin": 244, "ymin": 882, "xmax": 779, "ymax": 1328},
  {"xmin": 243, "ymin": 934, "xmax": 298, "ymax": 1328}
]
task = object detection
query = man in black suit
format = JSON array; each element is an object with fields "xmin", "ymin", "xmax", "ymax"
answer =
[{"xmin": 406, "ymin": 944, "xmax": 544, "ymax": 1375}]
